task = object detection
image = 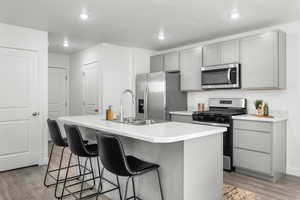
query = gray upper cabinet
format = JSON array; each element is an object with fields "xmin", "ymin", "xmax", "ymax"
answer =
[
  {"xmin": 164, "ymin": 51, "xmax": 180, "ymax": 72},
  {"xmin": 202, "ymin": 43, "xmax": 221, "ymax": 66},
  {"xmin": 180, "ymin": 47, "xmax": 202, "ymax": 91},
  {"xmin": 202, "ymin": 39, "xmax": 239, "ymax": 66},
  {"xmin": 221, "ymin": 40, "xmax": 239, "ymax": 64},
  {"xmin": 150, "ymin": 55, "xmax": 164, "ymax": 72},
  {"xmin": 240, "ymin": 31, "xmax": 286, "ymax": 89}
]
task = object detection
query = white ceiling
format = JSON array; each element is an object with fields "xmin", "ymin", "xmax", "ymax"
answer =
[{"xmin": 0, "ymin": 0, "xmax": 299, "ymax": 54}]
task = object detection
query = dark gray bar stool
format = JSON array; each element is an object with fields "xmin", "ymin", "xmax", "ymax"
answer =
[
  {"xmin": 44, "ymin": 119, "xmax": 90, "ymax": 199},
  {"xmin": 96, "ymin": 133, "xmax": 164, "ymax": 200},
  {"xmin": 63, "ymin": 124, "xmax": 120, "ymax": 200}
]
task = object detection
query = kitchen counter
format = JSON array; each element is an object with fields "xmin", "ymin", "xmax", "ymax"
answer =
[
  {"xmin": 59, "ymin": 115, "xmax": 225, "ymax": 200},
  {"xmin": 169, "ymin": 110, "xmax": 193, "ymax": 116},
  {"xmin": 232, "ymin": 114, "xmax": 288, "ymax": 122},
  {"xmin": 59, "ymin": 115, "xmax": 225, "ymax": 143}
]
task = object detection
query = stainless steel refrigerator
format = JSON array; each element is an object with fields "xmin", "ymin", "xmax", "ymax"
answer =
[{"xmin": 136, "ymin": 72, "xmax": 187, "ymax": 121}]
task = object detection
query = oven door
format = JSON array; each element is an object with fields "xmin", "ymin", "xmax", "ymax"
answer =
[{"xmin": 201, "ymin": 63, "xmax": 240, "ymax": 89}]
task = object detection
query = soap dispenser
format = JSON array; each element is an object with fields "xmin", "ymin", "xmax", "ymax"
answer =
[{"xmin": 106, "ymin": 105, "xmax": 113, "ymax": 120}]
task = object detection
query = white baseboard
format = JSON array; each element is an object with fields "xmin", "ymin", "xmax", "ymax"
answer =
[
  {"xmin": 39, "ymin": 156, "xmax": 49, "ymax": 166},
  {"xmin": 287, "ymin": 166, "xmax": 300, "ymax": 177}
]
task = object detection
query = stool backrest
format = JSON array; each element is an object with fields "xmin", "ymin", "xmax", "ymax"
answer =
[
  {"xmin": 47, "ymin": 119, "xmax": 66, "ymax": 147},
  {"xmin": 64, "ymin": 124, "xmax": 89, "ymax": 157},
  {"xmin": 96, "ymin": 133, "xmax": 132, "ymax": 177}
]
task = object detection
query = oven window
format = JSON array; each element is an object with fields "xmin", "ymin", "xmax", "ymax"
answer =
[{"xmin": 202, "ymin": 68, "xmax": 230, "ymax": 85}]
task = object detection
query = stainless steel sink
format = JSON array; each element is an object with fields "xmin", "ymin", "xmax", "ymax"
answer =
[{"xmin": 112, "ymin": 118, "xmax": 164, "ymax": 126}]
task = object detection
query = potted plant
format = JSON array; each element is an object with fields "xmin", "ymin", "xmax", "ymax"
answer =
[{"xmin": 254, "ymin": 100, "xmax": 263, "ymax": 116}]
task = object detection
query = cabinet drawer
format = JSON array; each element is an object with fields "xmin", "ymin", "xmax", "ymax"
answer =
[
  {"xmin": 233, "ymin": 129, "xmax": 271, "ymax": 153},
  {"xmin": 233, "ymin": 148, "xmax": 271, "ymax": 175},
  {"xmin": 233, "ymin": 120, "xmax": 272, "ymax": 132}
]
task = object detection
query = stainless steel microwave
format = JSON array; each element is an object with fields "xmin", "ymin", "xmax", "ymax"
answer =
[{"xmin": 201, "ymin": 63, "xmax": 240, "ymax": 89}]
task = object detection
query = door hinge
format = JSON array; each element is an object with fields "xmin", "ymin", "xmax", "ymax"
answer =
[{"xmin": 65, "ymin": 75, "xmax": 68, "ymax": 80}]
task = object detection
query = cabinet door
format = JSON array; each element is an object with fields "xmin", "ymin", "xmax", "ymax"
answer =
[
  {"xmin": 171, "ymin": 114, "xmax": 193, "ymax": 123},
  {"xmin": 202, "ymin": 43, "xmax": 221, "ymax": 66},
  {"xmin": 221, "ymin": 40, "xmax": 239, "ymax": 64},
  {"xmin": 164, "ymin": 51, "xmax": 180, "ymax": 71},
  {"xmin": 240, "ymin": 32, "xmax": 279, "ymax": 89},
  {"xmin": 150, "ymin": 55, "xmax": 164, "ymax": 72},
  {"xmin": 180, "ymin": 47, "xmax": 202, "ymax": 91}
]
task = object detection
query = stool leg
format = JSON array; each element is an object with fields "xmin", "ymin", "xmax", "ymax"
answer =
[
  {"xmin": 54, "ymin": 147, "xmax": 66, "ymax": 199},
  {"xmin": 132, "ymin": 177, "xmax": 136, "ymax": 200},
  {"xmin": 123, "ymin": 177, "xmax": 131, "ymax": 200},
  {"xmin": 116, "ymin": 176, "xmax": 122, "ymax": 200},
  {"xmin": 60, "ymin": 152, "xmax": 72, "ymax": 199},
  {"xmin": 79, "ymin": 158, "xmax": 89, "ymax": 198},
  {"xmin": 156, "ymin": 169, "xmax": 165, "ymax": 200},
  {"xmin": 43, "ymin": 143, "xmax": 55, "ymax": 187},
  {"xmin": 96, "ymin": 157, "xmax": 103, "ymax": 192},
  {"xmin": 89, "ymin": 158, "xmax": 96, "ymax": 188},
  {"xmin": 77, "ymin": 156, "xmax": 82, "ymax": 178}
]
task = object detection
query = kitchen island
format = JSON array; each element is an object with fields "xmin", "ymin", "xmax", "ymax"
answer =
[{"xmin": 59, "ymin": 115, "xmax": 226, "ymax": 200}]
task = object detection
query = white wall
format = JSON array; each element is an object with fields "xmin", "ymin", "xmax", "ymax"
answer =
[
  {"xmin": 49, "ymin": 53, "xmax": 69, "ymax": 67},
  {"xmin": 159, "ymin": 21, "xmax": 300, "ymax": 177},
  {"xmin": 0, "ymin": 22, "xmax": 49, "ymax": 164},
  {"xmin": 69, "ymin": 43, "xmax": 151, "ymax": 116}
]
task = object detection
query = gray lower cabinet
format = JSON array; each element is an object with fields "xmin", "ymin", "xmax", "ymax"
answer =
[
  {"xmin": 171, "ymin": 114, "xmax": 193, "ymax": 123},
  {"xmin": 164, "ymin": 51, "xmax": 180, "ymax": 72},
  {"xmin": 180, "ymin": 47, "xmax": 202, "ymax": 91},
  {"xmin": 150, "ymin": 55, "xmax": 164, "ymax": 72},
  {"xmin": 240, "ymin": 31, "xmax": 286, "ymax": 89},
  {"xmin": 233, "ymin": 119, "xmax": 287, "ymax": 181}
]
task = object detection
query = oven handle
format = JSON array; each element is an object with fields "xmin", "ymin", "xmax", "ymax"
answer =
[{"xmin": 192, "ymin": 121, "xmax": 230, "ymax": 127}]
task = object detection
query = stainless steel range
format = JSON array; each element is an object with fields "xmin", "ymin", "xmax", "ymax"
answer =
[{"xmin": 192, "ymin": 98, "xmax": 247, "ymax": 171}]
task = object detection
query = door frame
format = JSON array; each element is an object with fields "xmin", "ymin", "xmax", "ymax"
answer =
[
  {"xmin": 82, "ymin": 61, "xmax": 103, "ymax": 115},
  {"xmin": 48, "ymin": 65, "xmax": 70, "ymax": 116}
]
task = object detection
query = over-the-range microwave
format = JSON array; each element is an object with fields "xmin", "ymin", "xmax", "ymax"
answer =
[{"xmin": 201, "ymin": 63, "xmax": 241, "ymax": 89}]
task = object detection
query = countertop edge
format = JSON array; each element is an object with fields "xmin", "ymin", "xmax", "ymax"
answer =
[
  {"xmin": 232, "ymin": 115, "xmax": 288, "ymax": 122},
  {"xmin": 58, "ymin": 117, "xmax": 226, "ymax": 143}
]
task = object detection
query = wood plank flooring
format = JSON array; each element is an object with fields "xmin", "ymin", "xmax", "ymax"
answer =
[{"xmin": 0, "ymin": 145, "xmax": 300, "ymax": 200}]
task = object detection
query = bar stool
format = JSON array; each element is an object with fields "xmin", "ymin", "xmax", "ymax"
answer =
[
  {"xmin": 44, "ymin": 119, "xmax": 90, "ymax": 199},
  {"xmin": 96, "ymin": 133, "xmax": 165, "ymax": 200},
  {"xmin": 63, "ymin": 124, "xmax": 120, "ymax": 200}
]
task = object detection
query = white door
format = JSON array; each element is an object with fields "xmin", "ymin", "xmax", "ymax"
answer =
[
  {"xmin": 0, "ymin": 47, "xmax": 40, "ymax": 171},
  {"xmin": 82, "ymin": 62, "xmax": 101, "ymax": 115},
  {"xmin": 48, "ymin": 67, "xmax": 67, "ymax": 120}
]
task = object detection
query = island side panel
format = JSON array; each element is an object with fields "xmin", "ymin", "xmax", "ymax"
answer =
[
  {"xmin": 184, "ymin": 133, "xmax": 223, "ymax": 200},
  {"xmin": 86, "ymin": 133, "xmax": 184, "ymax": 200}
]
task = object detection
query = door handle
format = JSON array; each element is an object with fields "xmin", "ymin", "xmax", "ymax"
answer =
[
  {"xmin": 32, "ymin": 112, "xmax": 39, "ymax": 116},
  {"xmin": 94, "ymin": 109, "xmax": 99, "ymax": 113}
]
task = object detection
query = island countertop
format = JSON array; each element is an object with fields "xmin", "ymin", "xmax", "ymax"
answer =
[{"xmin": 59, "ymin": 115, "xmax": 226, "ymax": 143}]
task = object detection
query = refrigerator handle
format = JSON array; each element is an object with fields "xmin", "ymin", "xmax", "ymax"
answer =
[{"xmin": 144, "ymin": 86, "xmax": 149, "ymax": 121}]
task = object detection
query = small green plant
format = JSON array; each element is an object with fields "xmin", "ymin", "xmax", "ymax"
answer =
[{"xmin": 254, "ymin": 100, "xmax": 263, "ymax": 109}]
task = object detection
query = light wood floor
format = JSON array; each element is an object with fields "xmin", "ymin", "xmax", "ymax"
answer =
[{"xmin": 0, "ymin": 145, "xmax": 300, "ymax": 200}]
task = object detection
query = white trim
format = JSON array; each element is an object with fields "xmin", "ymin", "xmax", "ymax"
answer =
[
  {"xmin": 287, "ymin": 166, "xmax": 300, "ymax": 177},
  {"xmin": 48, "ymin": 64, "xmax": 69, "ymax": 69}
]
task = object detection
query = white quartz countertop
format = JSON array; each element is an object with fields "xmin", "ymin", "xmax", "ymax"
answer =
[
  {"xmin": 59, "ymin": 115, "xmax": 226, "ymax": 143},
  {"xmin": 232, "ymin": 114, "xmax": 288, "ymax": 122},
  {"xmin": 169, "ymin": 111, "xmax": 193, "ymax": 116}
]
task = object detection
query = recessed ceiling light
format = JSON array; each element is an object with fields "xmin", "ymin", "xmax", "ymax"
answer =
[
  {"xmin": 158, "ymin": 32, "xmax": 165, "ymax": 40},
  {"xmin": 63, "ymin": 40, "xmax": 69, "ymax": 47},
  {"xmin": 80, "ymin": 13, "xmax": 89, "ymax": 20},
  {"xmin": 230, "ymin": 9, "xmax": 240, "ymax": 20}
]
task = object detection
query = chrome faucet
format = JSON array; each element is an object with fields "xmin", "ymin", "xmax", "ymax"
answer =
[{"xmin": 120, "ymin": 89, "xmax": 135, "ymax": 122}]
